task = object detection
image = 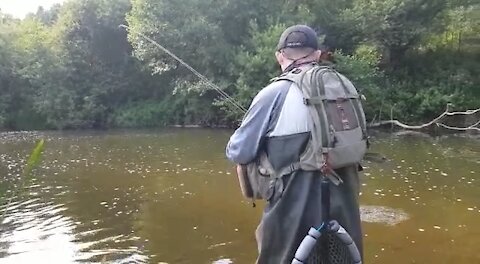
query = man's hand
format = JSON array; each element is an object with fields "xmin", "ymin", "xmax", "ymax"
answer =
[
  {"xmin": 236, "ymin": 164, "xmax": 253, "ymax": 198},
  {"xmin": 236, "ymin": 164, "xmax": 245, "ymax": 177}
]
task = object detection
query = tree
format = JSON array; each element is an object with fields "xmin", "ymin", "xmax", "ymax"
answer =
[
  {"xmin": 0, "ymin": 0, "xmax": 477, "ymax": 130},
  {"xmin": 341, "ymin": 0, "xmax": 449, "ymax": 67},
  {"xmin": 33, "ymin": 0, "xmax": 142, "ymax": 129}
]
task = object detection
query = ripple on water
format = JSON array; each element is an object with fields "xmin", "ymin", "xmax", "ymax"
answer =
[
  {"xmin": 0, "ymin": 192, "xmax": 147, "ymax": 263},
  {"xmin": 0, "ymin": 198, "xmax": 77, "ymax": 262}
]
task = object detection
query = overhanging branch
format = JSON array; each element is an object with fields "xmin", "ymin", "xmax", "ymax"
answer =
[{"xmin": 368, "ymin": 105, "xmax": 480, "ymax": 132}]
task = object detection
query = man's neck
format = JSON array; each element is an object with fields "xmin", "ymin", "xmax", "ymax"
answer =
[{"xmin": 282, "ymin": 60, "xmax": 316, "ymax": 73}]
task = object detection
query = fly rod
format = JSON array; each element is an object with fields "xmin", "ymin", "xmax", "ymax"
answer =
[{"xmin": 118, "ymin": 24, "xmax": 247, "ymax": 114}]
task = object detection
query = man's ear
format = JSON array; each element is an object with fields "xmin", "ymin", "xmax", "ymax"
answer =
[
  {"xmin": 314, "ymin": 50, "xmax": 322, "ymax": 62},
  {"xmin": 275, "ymin": 51, "xmax": 283, "ymax": 65}
]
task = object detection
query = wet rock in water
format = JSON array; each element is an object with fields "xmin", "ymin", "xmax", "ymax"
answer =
[{"xmin": 360, "ymin": 205, "xmax": 409, "ymax": 226}]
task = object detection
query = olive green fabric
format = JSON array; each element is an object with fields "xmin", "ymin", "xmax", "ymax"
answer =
[{"xmin": 274, "ymin": 64, "xmax": 368, "ymax": 172}]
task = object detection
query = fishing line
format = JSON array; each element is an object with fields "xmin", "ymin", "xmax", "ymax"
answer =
[
  {"xmin": 119, "ymin": 24, "xmax": 247, "ymax": 114},
  {"xmin": 121, "ymin": 24, "xmax": 366, "ymax": 264}
]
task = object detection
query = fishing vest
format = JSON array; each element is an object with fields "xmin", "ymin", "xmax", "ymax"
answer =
[{"xmin": 244, "ymin": 64, "xmax": 368, "ymax": 200}]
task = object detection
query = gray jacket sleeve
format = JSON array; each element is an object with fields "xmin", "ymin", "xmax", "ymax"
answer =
[{"xmin": 226, "ymin": 81, "xmax": 290, "ymax": 164}]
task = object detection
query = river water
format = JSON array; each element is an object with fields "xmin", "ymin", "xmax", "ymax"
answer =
[{"xmin": 0, "ymin": 129, "xmax": 478, "ymax": 264}]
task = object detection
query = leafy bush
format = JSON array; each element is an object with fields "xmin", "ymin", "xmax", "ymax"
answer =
[
  {"xmin": 335, "ymin": 44, "xmax": 384, "ymax": 121},
  {"xmin": 111, "ymin": 100, "xmax": 172, "ymax": 128}
]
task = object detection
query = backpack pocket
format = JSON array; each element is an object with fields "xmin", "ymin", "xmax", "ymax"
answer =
[
  {"xmin": 236, "ymin": 152, "xmax": 276, "ymax": 200},
  {"xmin": 324, "ymin": 99, "xmax": 359, "ymax": 131},
  {"xmin": 245, "ymin": 162, "xmax": 273, "ymax": 200},
  {"xmin": 328, "ymin": 128, "xmax": 367, "ymax": 169}
]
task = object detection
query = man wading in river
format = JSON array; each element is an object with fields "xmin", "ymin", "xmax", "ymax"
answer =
[{"xmin": 226, "ymin": 25, "xmax": 366, "ymax": 263}]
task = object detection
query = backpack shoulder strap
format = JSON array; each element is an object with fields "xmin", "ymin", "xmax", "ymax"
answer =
[
  {"xmin": 274, "ymin": 65, "xmax": 331, "ymax": 84},
  {"xmin": 330, "ymin": 70, "xmax": 369, "ymax": 144},
  {"xmin": 286, "ymin": 65, "xmax": 334, "ymax": 165}
]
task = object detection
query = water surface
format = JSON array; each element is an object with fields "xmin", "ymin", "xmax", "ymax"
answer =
[{"xmin": 0, "ymin": 129, "xmax": 479, "ymax": 263}]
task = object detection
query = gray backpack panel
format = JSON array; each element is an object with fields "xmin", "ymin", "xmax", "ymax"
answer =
[{"xmin": 276, "ymin": 65, "xmax": 368, "ymax": 171}]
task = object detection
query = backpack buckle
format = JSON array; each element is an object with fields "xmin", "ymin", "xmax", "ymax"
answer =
[
  {"xmin": 303, "ymin": 98, "xmax": 310, "ymax": 105},
  {"xmin": 291, "ymin": 68, "xmax": 302, "ymax": 74},
  {"xmin": 327, "ymin": 171, "xmax": 343, "ymax": 186}
]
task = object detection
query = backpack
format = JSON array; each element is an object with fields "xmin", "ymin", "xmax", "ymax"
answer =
[
  {"xmin": 277, "ymin": 64, "xmax": 369, "ymax": 171},
  {"xmin": 239, "ymin": 64, "xmax": 368, "ymax": 200}
]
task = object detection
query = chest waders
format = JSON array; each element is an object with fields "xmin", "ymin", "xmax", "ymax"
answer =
[
  {"xmin": 291, "ymin": 175, "xmax": 362, "ymax": 264},
  {"xmin": 269, "ymin": 64, "xmax": 366, "ymax": 264}
]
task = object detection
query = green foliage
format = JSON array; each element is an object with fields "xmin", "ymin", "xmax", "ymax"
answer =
[
  {"xmin": 422, "ymin": 4, "xmax": 480, "ymax": 52},
  {"xmin": 127, "ymin": 0, "xmax": 233, "ymax": 77},
  {"xmin": 0, "ymin": 0, "xmax": 478, "ymax": 130},
  {"xmin": 341, "ymin": 0, "xmax": 450, "ymax": 66},
  {"xmin": 25, "ymin": 139, "xmax": 45, "ymax": 176},
  {"xmin": 0, "ymin": 20, "xmax": 14, "ymax": 128},
  {"xmin": 232, "ymin": 23, "xmax": 286, "ymax": 107},
  {"xmin": 385, "ymin": 48, "xmax": 479, "ymax": 121},
  {"xmin": 111, "ymin": 100, "xmax": 171, "ymax": 128},
  {"xmin": 335, "ymin": 45, "xmax": 384, "ymax": 120}
]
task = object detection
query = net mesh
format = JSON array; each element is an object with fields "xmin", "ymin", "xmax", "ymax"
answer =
[{"xmin": 307, "ymin": 233, "xmax": 354, "ymax": 264}]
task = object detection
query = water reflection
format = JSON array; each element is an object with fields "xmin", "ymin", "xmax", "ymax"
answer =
[
  {"xmin": 0, "ymin": 129, "xmax": 479, "ymax": 263},
  {"xmin": 1, "ymin": 198, "xmax": 81, "ymax": 263}
]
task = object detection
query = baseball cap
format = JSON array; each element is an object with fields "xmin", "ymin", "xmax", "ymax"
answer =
[{"xmin": 276, "ymin": 25, "xmax": 319, "ymax": 51}]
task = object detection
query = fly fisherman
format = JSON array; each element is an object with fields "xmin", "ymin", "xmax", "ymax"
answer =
[{"xmin": 226, "ymin": 25, "xmax": 365, "ymax": 263}]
